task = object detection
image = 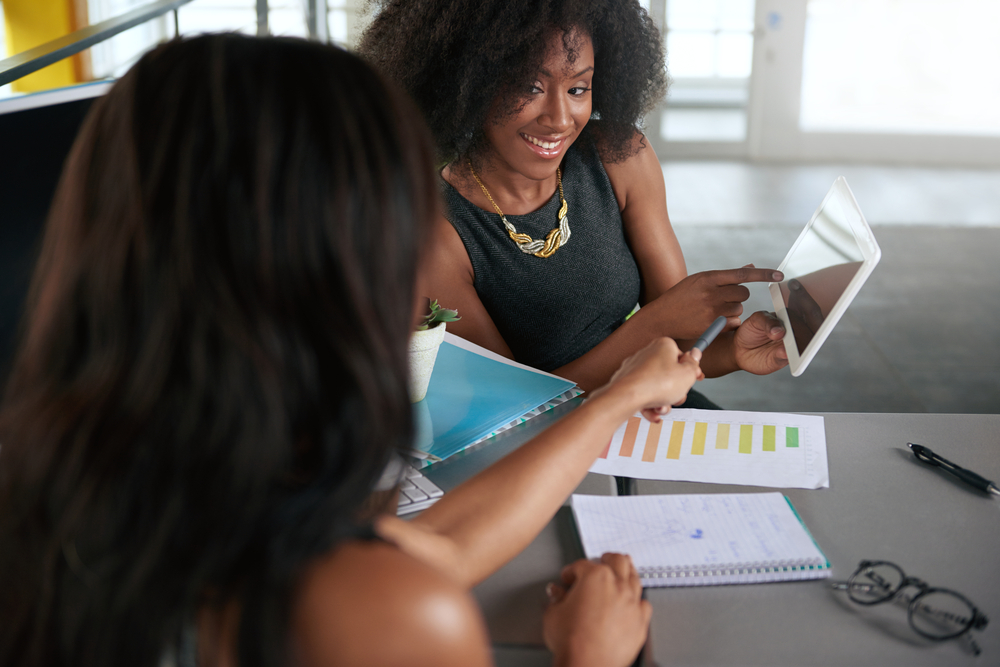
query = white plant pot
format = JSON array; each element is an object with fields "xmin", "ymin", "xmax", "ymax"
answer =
[{"xmin": 408, "ymin": 322, "xmax": 447, "ymax": 402}]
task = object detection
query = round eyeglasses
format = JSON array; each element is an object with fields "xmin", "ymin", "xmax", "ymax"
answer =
[{"xmin": 831, "ymin": 560, "xmax": 989, "ymax": 655}]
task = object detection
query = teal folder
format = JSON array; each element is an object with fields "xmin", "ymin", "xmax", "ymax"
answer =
[{"xmin": 412, "ymin": 340, "xmax": 576, "ymax": 463}]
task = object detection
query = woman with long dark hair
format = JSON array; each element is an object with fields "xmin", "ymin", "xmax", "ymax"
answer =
[
  {"xmin": 359, "ymin": 0, "xmax": 789, "ymax": 395},
  {"xmin": 0, "ymin": 34, "xmax": 701, "ymax": 666}
]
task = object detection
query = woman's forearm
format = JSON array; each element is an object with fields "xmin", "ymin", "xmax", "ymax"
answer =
[
  {"xmin": 410, "ymin": 388, "xmax": 636, "ymax": 586},
  {"xmin": 551, "ymin": 303, "xmax": 676, "ymax": 391}
]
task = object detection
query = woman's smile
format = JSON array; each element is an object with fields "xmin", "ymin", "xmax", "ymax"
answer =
[{"xmin": 520, "ymin": 132, "xmax": 566, "ymax": 157}]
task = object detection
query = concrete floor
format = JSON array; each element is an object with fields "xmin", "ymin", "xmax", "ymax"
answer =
[{"xmin": 663, "ymin": 161, "xmax": 1000, "ymax": 414}]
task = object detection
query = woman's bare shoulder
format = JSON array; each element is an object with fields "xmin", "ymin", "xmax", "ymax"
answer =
[
  {"xmin": 594, "ymin": 129, "xmax": 662, "ymax": 213},
  {"xmin": 291, "ymin": 538, "xmax": 492, "ymax": 667},
  {"xmin": 596, "ymin": 130, "xmax": 658, "ymax": 177}
]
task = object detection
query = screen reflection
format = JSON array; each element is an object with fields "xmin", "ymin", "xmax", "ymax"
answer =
[{"xmin": 778, "ymin": 193, "xmax": 864, "ymax": 354}]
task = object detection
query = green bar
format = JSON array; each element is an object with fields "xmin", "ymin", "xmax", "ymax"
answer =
[
  {"xmin": 739, "ymin": 424, "xmax": 753, "ymax": 454},
  {"xmin": 763, "ymin": 425, "xmax": 776, "ymax": 452},
  {"xmin": 786, "ymin": 427, "xmax": 799, "ymax": 448}
]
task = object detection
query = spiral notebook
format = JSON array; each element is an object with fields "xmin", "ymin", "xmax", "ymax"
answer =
[{"xmin": 571, "ymin": 492, "xmax": 831, "ymax": 587}]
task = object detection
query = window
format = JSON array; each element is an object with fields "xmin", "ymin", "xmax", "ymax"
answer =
[
  {"xmin": 800, "ymin": 0, "xmax": 1000, "ymax": 136},
  {"xmin": 662, "ymin": 0, "xmax": 756, "ymax": 142}
]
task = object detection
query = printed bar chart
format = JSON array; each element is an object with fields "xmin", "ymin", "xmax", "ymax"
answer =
[{"xmin": 590, "ymin": 409, "xmax": 829, "ymax": 489}]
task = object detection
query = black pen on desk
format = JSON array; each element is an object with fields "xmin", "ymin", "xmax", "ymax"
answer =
[
  {"xmin": 907, "ymin": 443, "xmax": 1000, "ymax": 497},
  {"xmin": 692, "ymin": 316, "xmax": 727, "ymax": 352}
]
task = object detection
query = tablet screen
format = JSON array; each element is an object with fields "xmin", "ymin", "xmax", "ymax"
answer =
[
  {"xmin": 777, "ymin": 194, "xmax": 864, "ymax": 354},
  {"xmin": 769, "ymin": 177, "xmax": 880, "ymax": 376}
]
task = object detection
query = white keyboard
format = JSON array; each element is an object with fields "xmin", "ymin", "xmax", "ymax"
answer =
[{"xmin": 396, "ymin": 463, "xmax": 445, "ymax": 515}]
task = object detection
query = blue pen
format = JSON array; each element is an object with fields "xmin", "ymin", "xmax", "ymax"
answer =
[{"xmin": 692, "ymin": 316, "xmax": 727, "ymax": 352}]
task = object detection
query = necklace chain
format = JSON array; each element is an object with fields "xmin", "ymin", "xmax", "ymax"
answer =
[{"xmin": 468, "ymin": 161, "xmax": 571, "ymax": 258}]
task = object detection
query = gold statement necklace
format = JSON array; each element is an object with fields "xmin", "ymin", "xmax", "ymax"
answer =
[{"xmin": 468, "ymin": 161, "xmax": 570, "ymax": 258}]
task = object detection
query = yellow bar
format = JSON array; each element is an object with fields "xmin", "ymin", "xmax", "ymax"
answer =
[
  {"xmin": 641, "ymin": 421, "xmax": 663, "ymax": 462},
  {"xmin": 619, "ymin": 416, "xmax": 642, "ymax": 457},
  {"xmin": 691, "ymin": 422, "xmax": 707, "ymax": 455},
  {"xmin": 666, "ymin": 421, "xmax": 685, "ymax": 460},
  {"xmin": 763, "ymin": 425, "xmax": 776, "ymax": 452},
  {"xmin": 3, "ymin": 0, "xmax": 82, "ymax": 92},
  {"xmin": 715, "ymin": 423, "xmax": 730, "ymax": 449},
  {"xmin": 739, "ymin": 424, "xmax": 753, "ymax": 454}
]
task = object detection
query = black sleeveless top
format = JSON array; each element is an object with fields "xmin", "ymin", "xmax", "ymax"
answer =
[{"xmin": 443, "ymin": 143, "xmax": 641, "ymax": 372}]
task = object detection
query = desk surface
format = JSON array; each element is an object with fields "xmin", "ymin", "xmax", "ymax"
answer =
[{"xmin": 425, "ymin": 411, "xmax": 1000, "ymax": 666}]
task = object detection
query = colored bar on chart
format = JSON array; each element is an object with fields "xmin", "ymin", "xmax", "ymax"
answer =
[
  {"xmin": 739, "ymin": 425, "xmax": 753, "ymax": 454},
  {"xmin": 763, "ymin": 425, "xmax": 776, "ymax": 452},
  {"xmin": 691, "ymin": 422, "xmax": 708, "ymax": 455},
  {"xmin": 666, "ymin": 421, "xmax": 685, "ymax": 459},
  {"xmin": 642, "ymin": 421, "xmax": 663, "ymax": 462},
  {"xmin": 716, "ymin": 423, "xmax": 731, "ymax": 449},
  {"xmin": 786, "ymin": 427, "xmax": 799, "ymax": 448},
  {"xmin": 619, "ymin": 416, "xmax": 642, "ymax": 457},
  {"xmin": 598, "ymin": 439, "xmax": 611, "ymax": 459}
]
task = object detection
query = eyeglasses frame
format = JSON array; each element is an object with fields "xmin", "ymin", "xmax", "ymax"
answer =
[{"xmin": 834, "ymin": 559, "xmax": 989, "ymax": 652}]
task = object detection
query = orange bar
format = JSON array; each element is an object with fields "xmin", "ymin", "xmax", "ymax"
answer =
[
  {"xmin": 619, "ymin": 416, "xmax": 642, "ymax": 457},
  {"xmin": 641, "ymin": 421, "xmax": 663, "ymax": 462},
  {"xmin": 598, "ymin": 438, "xmax": 611, "ymax": 459},
  {"xmin": 715, "ymin": 423, "xmax": 731, "ymax": 449},
  {"xmin": 666, "ymin": 421, "xmax": 685, "ymax": 460},
  {"xmin": 691, "ymin": 422, "xmax": 708, "ymax": 455}
]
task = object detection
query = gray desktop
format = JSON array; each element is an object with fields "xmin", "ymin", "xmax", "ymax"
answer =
[{"xmin": 422, "ymin": 408, "xmax": 1000, "ymax": 666}]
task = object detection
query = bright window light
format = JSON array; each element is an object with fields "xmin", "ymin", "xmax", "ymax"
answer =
[
  {"xmin": 801, "ymin": 0, "xmax": 1000, "ymax": 136},
  {"xmin": 665, "ymin": 0, "xmax": 755, "ymax": 79}
]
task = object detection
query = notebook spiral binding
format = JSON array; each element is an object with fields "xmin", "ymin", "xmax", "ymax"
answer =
[{"xmin": 639, "ymin": 560, "xmax": 829, "ymax": 579}]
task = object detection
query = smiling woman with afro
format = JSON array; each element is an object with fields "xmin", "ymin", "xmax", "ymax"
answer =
[{"xmin": 359, "ymin": 0, "xmax": 790, "ymax": 399}]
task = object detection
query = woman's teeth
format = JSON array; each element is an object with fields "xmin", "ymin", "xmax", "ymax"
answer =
[{"xmin": 522, "ymin": 134, "xmax": 560, "ymax": 149}]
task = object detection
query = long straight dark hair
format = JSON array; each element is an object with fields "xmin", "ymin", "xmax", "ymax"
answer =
[{"xmin": 0, "ymin": 34, "xmax": 437, "ymax": 667}]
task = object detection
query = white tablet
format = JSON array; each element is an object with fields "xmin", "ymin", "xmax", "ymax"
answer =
[{"xmin": 768, "ymin": 177, "xmax": 881, "ymax": 376}]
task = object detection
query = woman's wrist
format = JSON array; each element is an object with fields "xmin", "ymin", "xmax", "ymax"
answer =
[
  {"xmin": 552, "ymin": 641, "xmax": 630, "ymax": 667},
  {"xmin": 551, "ymin": 642, "xmax": 596, "ymax": 667},
  {"xmin": 700, "ymin": 331, "xmax": 739, "ymax": 377},
  {"xmin": 582, "ymin": 378, "xmax": 644, "ymax": 428}
]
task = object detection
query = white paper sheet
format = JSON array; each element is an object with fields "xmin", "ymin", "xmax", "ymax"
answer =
[{"xmin": 589, "ymin": 409, "xmax": 828, "ymax": 489}]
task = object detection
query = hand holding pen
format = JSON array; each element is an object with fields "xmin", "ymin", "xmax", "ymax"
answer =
[
  {"xmin": 908, "ymin": 443, "xmax": 1000, "ymax": 496},
  {"xmin": 640, "ymin": 318, "xmax": 725, "ymax": 422}
]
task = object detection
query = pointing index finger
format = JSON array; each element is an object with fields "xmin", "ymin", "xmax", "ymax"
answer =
[{"xmin": 713, "ymin": 267, "xmax": 783, "ymax": 285}]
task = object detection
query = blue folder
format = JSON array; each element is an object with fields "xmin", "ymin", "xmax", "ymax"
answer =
[{"xmin": 412, "ymin": 341, "xmax": 576, "ymax": 463}]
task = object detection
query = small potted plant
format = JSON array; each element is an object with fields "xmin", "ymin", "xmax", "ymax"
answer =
[{"xmin": 409, "ymin": 298, "xmax": 460, "ymax": 402}]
